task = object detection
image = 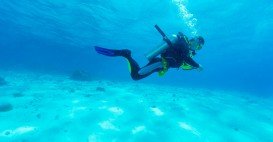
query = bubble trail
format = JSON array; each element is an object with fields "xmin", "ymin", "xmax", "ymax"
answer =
[{"xmin": 172, "ymin": 0, "xmax": 198, "ymax": 36}]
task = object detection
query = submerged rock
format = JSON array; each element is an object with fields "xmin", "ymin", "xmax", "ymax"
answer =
[
  {"xmin": 96, "ymin": 87, "xmax": 105, "ymax": 92},
  {"xmin": 5, "ymin": 131, "xmax": 11, "ymax": 136},
  {"xmin": 0, "ymin": 103, "xmax": 13, "ymax": 112},
  {"xmin": 36, "ymin": 113, "xmax": 41, "ymax": 119},
  {"xmin": 70, "ymin": 70, "xmax": 92, "ymax": 81},
  {"xmin": 0, "ymin": 77, "xmax": 7, "ymax": 86},
  {"xmin": 233, "ymin": 127, "xmax": 239, "ymax": 131},
  {"xmin": 13, "ymin": 92, "xmax": 24, "ymax": 97},
  {"xmin": 84, "ymin": 94, "xmax": 92, "ymax": 97}
]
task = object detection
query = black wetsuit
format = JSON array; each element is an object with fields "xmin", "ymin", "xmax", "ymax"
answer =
[{"xmin": 125, "ymin": 35, "xmax": 200, "ymax": 80}]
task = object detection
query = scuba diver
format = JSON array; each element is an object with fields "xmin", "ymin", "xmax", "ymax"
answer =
[{"xmin": 95, "ymin": 25, "xmax": 205, "ymax": 81}]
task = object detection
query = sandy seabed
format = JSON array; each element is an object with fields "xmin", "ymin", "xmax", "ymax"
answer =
[{"xmin": 0, "ymin": 71, "xmax": 272, "ymax": 142}]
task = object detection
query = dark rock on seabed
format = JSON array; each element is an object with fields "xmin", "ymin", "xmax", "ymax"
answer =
[
  {"xmin": 0, "ymin": 103, "xmax": 13, "ymax": 112},
  {"xmin": 70, "ymin": 70, "xmax": 92, "ymax": 81},
  {"xmin": 0, "ymin": 77, "xmax": 7, "ymax": 86}
]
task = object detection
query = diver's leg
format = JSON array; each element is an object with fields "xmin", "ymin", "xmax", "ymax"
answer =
[
  {"xmin": 95, "ymin": 46, "xmax": 163, "ymax": 80},
  {"xmin": 95, "ymin": 46, "xmax": 144, "ymax": 80},
  {"xmin": 132, "ymin": 58, "xmax": 163, "ymax": 80},
  {"xmin": 125, "ymin": 55, "xmax": 142, "ymax": 80},
  {"xmin": 121, "ymin": 53, "xmax": 163, "ymax": 80},
  {"xmin": 120, "ymin": 52, "xmax": 157, "ymax": 80}
]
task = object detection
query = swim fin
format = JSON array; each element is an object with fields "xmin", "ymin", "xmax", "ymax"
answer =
[{"xmin": 94, "ymin": 46, "xmax": 131, "ymax": 57}]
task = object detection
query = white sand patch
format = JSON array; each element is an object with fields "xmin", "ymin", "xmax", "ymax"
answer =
[
  {"xmin": 178, "ymin": 122, "xmax": 200, "ymax": 136},
  {"xmin": 132, "ymin": 126, "xmax": 146, "ymax": 134},
  {"xmin": 99, "ymin": 120, "xmax": 119, "ymax": 131},
  {"xmin": 0, "ymin": 126, "xmax": 36, "ymax": 137},
  {"xmin": 101, "ymin": 100, "xmax": 108, "ymax": 103},
  {"xmin": 72, "ymin": 100, "xmax": 80, "ymax": 104},
  {"xmin": 73, "ymin": 106, "xmax": 87, "ymax": 111},
  {"xmin": 69, "ymin": 106, "xmax": 87, "ymax": 118},
  {"xmin": 150, "ymin": 107, "xmax": 164, "ymax": 116},
  {"xmin": 98, "ymin": 106, "xmax": 107, "ymax": 109},
  {"xmin": 88, "ymin": 134, "xmax": 98, "ymax": 142},
  {"xmin": 108, "ymin": 107, "xmax": 124, "ymax": 115}
]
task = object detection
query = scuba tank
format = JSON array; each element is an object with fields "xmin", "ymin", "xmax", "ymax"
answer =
[
  {"xmin": 145, "ymin": 35, "xmax": 178, "ymax": 61},
  {"xmin": 145, "ymin": 25, "xmax": 177, "ymax": 61}
]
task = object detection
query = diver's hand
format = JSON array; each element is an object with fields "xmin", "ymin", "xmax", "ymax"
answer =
[{"xmin": 197, "ymin": 64, "xmax": 203, "ymax": 72}]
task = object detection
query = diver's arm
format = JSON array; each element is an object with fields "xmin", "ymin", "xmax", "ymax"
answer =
[
  {"xmin": 184, "ymin": 57, "xmax": 203, "ymax": 71},
  {"xmin": 184, "ymin": 57, "xmax": 199, "ymax": 68},
  {"xmin": 197, "ymin": 64, "xmax": 203, "ymax": 71}
]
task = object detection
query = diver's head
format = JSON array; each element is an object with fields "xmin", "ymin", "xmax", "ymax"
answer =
[
  {"xmin": 176, "ymin": 32, "xmax": 184, "ymax": 39},
  {"xmin": 189, "ymin": 36, "xmax": 205, "ymax": 50}
]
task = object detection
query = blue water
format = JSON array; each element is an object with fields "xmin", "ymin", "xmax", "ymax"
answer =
[
  {"xmin": 1, "ymin": 0, "xmax": 273, "ymax": 94},
  {"xmin": 0, "ymin": 0, "xmax": 273, "ymax": 141}
]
